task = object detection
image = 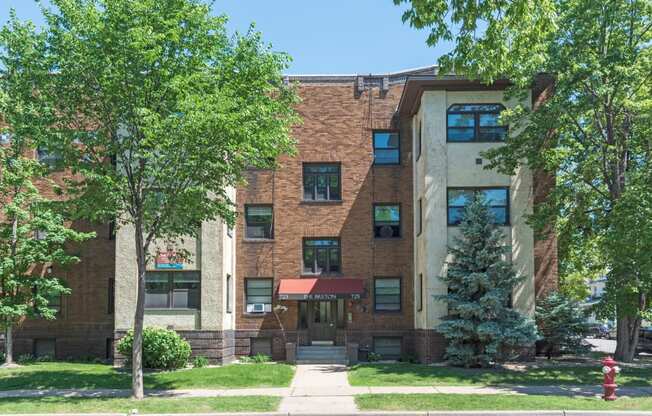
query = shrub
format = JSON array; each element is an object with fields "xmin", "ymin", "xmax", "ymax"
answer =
[
  {"xmin": 251, "ymin": 353, "xmax": 271, "ymax": 363},
  {"xmin": 536, "ymin": 291, "xmax": 591, "ymax": 359},
  {"xmin": 239, "ymin": 355, "xmax": 253, "ymax": 363},
  {"xmin": 16, "ymin": 354, "xmax": 35, "ymax": 364},
  {"xmin": 399, "ymin": 353, "xmax": 418, "ymax": 364},
  {"xmin": 117, "ymin": 327, "xmax": 191, "ymax": 370},
  {"xmin": 368, "ymin": 352, "xmax": 382, "ymax": 362},
  {"xmin": 192, "ymin": 356, "xmax": 209, "ymax": 368}
]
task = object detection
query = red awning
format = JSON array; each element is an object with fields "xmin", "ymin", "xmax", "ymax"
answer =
[{"xmin": 277, "ymin": 278, "xmax": 365, "ymax": 301}]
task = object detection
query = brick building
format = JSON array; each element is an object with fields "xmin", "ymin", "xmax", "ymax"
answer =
[{"xmin": 4, "ymin": 66, "xmax": 557, "ymax": 364}]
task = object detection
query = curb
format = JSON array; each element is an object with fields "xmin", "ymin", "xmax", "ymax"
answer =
[{"xmin": 13, "ymin": 412, "xmax": 652, "ymax": 416}]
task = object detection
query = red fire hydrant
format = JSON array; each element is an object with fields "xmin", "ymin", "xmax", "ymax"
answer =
[{"xmin": 602, "ymin": 356, "xmax": 620, "ymax": 401}]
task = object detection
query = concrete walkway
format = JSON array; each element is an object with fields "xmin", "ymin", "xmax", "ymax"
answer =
[{"xmin": 279, "ymin": 364, "xmax": 358, "ymax": 414}]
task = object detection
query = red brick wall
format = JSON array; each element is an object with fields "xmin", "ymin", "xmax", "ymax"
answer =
[{"xmin": 235, "ymin": 82, "xmax": 415, "ymax": 357}]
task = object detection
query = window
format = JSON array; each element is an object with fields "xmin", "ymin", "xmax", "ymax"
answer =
[
  {"xmin": 245, "ymin": 278, "xmax": 273, "ymax": 313},
  {"xmin": 0, "ymin": 132, "xmax": 11, "ymax": 144},
  {"xmin": 374, "ymin": 278, "xmax": 401, "ymax": 312},
  {"xmin": 106, "ymin": 338, "xmax": 114, "ymax": 360},
  {"xmin": 226, "ymin": 274, "xmax": 232, "ymax": 313},
  {"xmin": 416, "ymin": 198, "xmax": 422, "ymax": 236},
  {"xmin": 303, "ymin": 163, "xmax": 341, "ymax": 201},
  {"xmin": 34, "ymin": 230, "xmax": 47, "ymax": 241},
  {"xmin": 416, "ymin": 123, "xmax": 422, "ymax": 160},
  {"xmin": 250, "ymin": 337, "xmax": 272, "ymax": 356},
  {"xmin": 373, "ymin": 204, "xmax": 400, "ymax": 238},
  {"xmin": 36, "ymin": 146, "xmax": 62, "ymax": 168},
  {"xmin": 373, "ymin": 337, "xmax": 402, "ymax": 360},
  {"xmin": 373, "ymin": 131, "xmax": 400, "ymax": 165},
  {"xmin": 245, "ymin": 205, "xmax": 273, "ymax": 239},
  {"xmin": 145, "ymin": 271, "xmax": 200, "ymax": 309},
  {"xmin": 34, "ymin": 285, "xmax": 62, "ymax": 316},
  {"xmin": 447, "ymin": 104, "xmax": 507, "ymax": 142},
  {"xmin": 303, "ymin": 238, "xmax": 341, "ymax": 275},
  {"xmin": 45, "ymin": 293, "xmax": 62, "ymax": 314},
  {"xmin": 417, "ymin": 273, "xmax": 423, "ymax": 311},
  {"xmin": 108, "ymin": 221, "xmax": 115, "ymax": 240},
  {"xmin": 447, "ymin": 188, "xmax": 509, "ymax": 226},
  {"xmin": 227, "ymin": 224, "xmax": 233, "ymax": 238},
  {"xmin": 33, "ymin": 339, "xmax": 56, "ymax": 358},
  {"xmin": 108, "ymin": 278, "xmax": 115, "ymax": 314}
]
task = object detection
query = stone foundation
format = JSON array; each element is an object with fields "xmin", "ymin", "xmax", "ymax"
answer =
[
  {"xmin": 6, "ymin": 324, "xmax": 114, "ymax": 361},
  {"xmin": 414, "ymin": 329, "xmax": 447, "ymax": 364}
]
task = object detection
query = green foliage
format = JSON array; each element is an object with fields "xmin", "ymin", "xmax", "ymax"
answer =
[
  {"xmin": 436, "ymin": 195, "xmax": 538, "ymax": 367},
  {"xmin": 192, "ymin": 356, "xmax": 209, "ymax": 368},
  {"xmin": 0, "ymin": 14, "xmax": 94, "ymax": 364},
  {"xmin": 116, "ymin": 327, "xmax": 191, "ymax": 370},
  {"xmin": 16, "ymin": 354, "xmax": 36, "ymax": 364},
  {"xmin": 396, "ymin": 0, "xmax": 652, "ymax": 361},
  {"xmin": 1, "ymin": 0, "xmax": 299, "ymax": 390},
  {"xmin": 250, "ymin": 353, "xmax": 271, "ymax": 364},
  {"xmin": 535, "ymin": 292, "xmax": 591, "ymax": 358},
  {"xmin": 367, "ymin": 352, "xmax": 382, "ymax": 362}
]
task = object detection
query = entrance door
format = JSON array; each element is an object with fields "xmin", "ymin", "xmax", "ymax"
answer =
[{"xmin": 309, "ymin": 301, "xmax": 336, "ymax": 342}]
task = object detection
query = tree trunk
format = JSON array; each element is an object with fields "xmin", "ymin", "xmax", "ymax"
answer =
[
  {"xmin": 614, "ymin": 313, "xmax": 641, "ymax": 362},
  {"xmin": 131, "ymin": 220, "xmax": 147, "ymax": 400},
  {"xmin": 4, "ymin": 325, "xmax": 13, "ymax": 365}
]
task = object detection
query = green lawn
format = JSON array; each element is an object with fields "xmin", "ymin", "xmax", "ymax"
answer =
[
  {"xmin": 0, "ymin": 396, "xmax": 280, "ymax": 414},
  {"xmin": 356, "ymin": 393, "xmax": 652, "ymax": 411},
  {"xmin": 0, "ymin": 362, "xmax": 295, "ymax": 390},
  {"xmin": 348, "ymin": 363, "xmax": 652, "ymax": 387}
]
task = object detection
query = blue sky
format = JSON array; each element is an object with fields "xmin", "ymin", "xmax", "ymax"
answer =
[{"xmin": 1, "ymin": 0, "xmax": 450, "ymax": 74}]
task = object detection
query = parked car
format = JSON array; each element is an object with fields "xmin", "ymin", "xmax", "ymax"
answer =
[
  {"xmin": 588, "ymin": 323, "xmax": 611, "ymax": 339},
  {"xmin": 637, "ymin": 327, "xmax": 652, "ymax": 353}
]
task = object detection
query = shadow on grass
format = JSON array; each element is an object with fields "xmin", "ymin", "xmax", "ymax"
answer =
[
  {"xmin": 0, "ymin": 362, "xmax": 295, "ymax": 391},
  {"xmin": 348, "ymin": 363, "xmax": 652, "ymax": 387}
]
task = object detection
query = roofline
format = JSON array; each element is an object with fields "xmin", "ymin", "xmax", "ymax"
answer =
[
  {"xmin": 397, "ymin": 73, "xmax": 555, "ymax": 117},
  {"xmin": 397, "ymin": 76, "xmax": 513, "ymax": 117},
  {"xmin": 284, "ymin": 65, "xmax": 439, "ymax": 84}
]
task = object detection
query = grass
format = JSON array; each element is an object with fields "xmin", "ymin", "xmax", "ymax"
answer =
[
  {"xmin": 0, "ymin": 362, "xmax": 295, "ymax": 390},
  {"xmin": 356, "ymin": 393, "xmax": 652, "ymax": 411},
  {"xmin": 0, "ymin": 396, "xmax": 280, "ymax": 414},
  {"xmin": 348, "ymin": 363, "xmax": 652, "ymax": 387}
]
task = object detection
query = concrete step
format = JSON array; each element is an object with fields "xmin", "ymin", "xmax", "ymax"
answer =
[
  {"xmin": 297, "ymin": 346, "xmax": 346, "ymax": 352},
  {"xmin": 296, "ymin": 346, "xmax": 347, "ymax": 364},
  {"xmin": 296, "ymin": 359, "xmax": 348, "ymax": 365}
]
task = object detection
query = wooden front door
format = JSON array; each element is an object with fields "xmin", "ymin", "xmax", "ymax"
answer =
[{"xmin": 308, "ymin": 301, "xmax": 336, "ymax": 342}]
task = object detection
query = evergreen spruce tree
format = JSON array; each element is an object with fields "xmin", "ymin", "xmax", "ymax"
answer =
[
  {"xmin": 436, "ymin": 194, "xmax": 538, "ymax": 367},
  {"xmin": 535, "ymin": 292, "xmax": 591, "ymax": 359}
]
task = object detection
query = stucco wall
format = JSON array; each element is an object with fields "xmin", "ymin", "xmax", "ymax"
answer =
[
  {"xmin": 114, "ymin": 190, "xmax": 236, "ymax": 332},
  {"xmin": 414, "ymin": 89, "xmax": 535, "ymax": 330}
]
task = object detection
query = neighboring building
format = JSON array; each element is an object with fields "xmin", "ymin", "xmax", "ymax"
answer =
[
  {"xmin": 4, "ymin": 66, "xmax": 558, "ymax": 363},
  {"xmin": 583, "ymin": 277, "xmax": 609, "ymax": 325}
]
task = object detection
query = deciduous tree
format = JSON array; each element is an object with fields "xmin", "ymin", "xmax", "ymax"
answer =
[
  {"xmin": 0, "ymin": 16, "xmax": 92, "ymax": 365},
  {"xmin": 10, "ymin": 0, "xmax": 299, "ymax": 398},
  {"xmin": 395, "ymin": 0, "xmax": 652, "ymax": 361}
]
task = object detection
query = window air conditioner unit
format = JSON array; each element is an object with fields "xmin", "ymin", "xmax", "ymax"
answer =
[{"xmin": 248, "ymin": 303, "xmax": 268, "ymax": 313}]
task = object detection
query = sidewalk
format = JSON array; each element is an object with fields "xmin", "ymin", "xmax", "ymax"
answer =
[
  {"xmin": 2, "ymin": 373, "xmax": 651, "ymax": 399},
  {"xmin": 278, "ymin": 364, "xmax": 357, "ymax": 414}
]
